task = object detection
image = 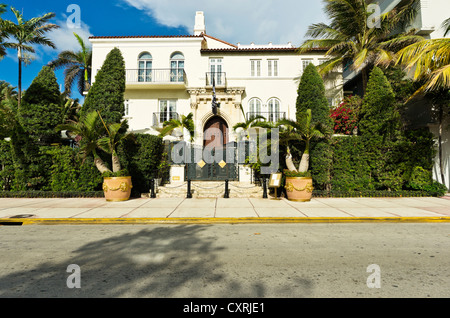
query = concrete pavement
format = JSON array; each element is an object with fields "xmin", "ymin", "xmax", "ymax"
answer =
[{"xmin": 0, "ymin": 196, "xmax": 450, "ymax": 224}]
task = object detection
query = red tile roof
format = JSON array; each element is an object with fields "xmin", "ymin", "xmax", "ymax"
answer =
[
  {"xmin": 200, "ymin": 47, "xmax": 328, "ymax": 53},
  {"xmin": 89, "ymin": 35, "xmax": 203, "ymax": 39}
]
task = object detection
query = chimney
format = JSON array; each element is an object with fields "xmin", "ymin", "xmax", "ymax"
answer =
[{"xmin": 194, "ymin": 11, "xmax": 206, "ymax": 35}]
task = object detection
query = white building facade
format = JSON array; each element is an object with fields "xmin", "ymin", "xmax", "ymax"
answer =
[{"xmin": 89, "ymin": 12, "xmax": 343, "ymax": 183}]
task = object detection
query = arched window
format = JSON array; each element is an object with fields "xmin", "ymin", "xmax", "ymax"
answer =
[
  {"xmin": 170, "ymin": 52, "xmax": 185, "ymax": 82},
  {"xmin": 267, "ymin": 98, "xmax": 281, "ymax": 122},
  {"xmin": 248, "ymin": 98, "xmax": 262, "ymax": 120},
  {"xmin": 138, "ymin": 52, "xmax": 152, "ymax": 82}
]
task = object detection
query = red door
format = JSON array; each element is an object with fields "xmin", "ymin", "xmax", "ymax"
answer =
[{"xmin": 203, "ymin": 116, "xmax": 229, "ymax": 148}]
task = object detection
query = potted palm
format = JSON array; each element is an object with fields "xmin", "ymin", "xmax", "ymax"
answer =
[
  {"xmin": 56, "ymin": 110, "xmax": 133, "ymax": 201},
  {"xmin": 277, "ymin": 109, "xmax": 325, "ymax": 201},
  {"xmin": 159, "ymin": 112, "xmax": 195, "ymax": 142}
]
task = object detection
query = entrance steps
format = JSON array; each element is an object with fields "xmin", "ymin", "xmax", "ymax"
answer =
[{"xmin": 155, "ymin": 181, "xmax": 264, "ymax": 199}]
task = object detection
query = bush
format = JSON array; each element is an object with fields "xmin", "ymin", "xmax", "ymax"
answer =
[
  {"xmin": 118, "ymin": 134, "xmax": 164, "ymax": 196},
  {"xmin": 20, "ymin": 66, "xmax": 63, "ymax": 144},
  {"xmin": 330, "ymin": 95, "xmax": 362, "ymax": 135},
  {"xmin": 46, "ymin": 146, "xmax": 102, "ymax": 192},
  {"xmin": 0, "ymin": 139, "xmax": 14, "ymax": 191},
  {"xmin": 330, "ymin": 136, "xmax": 373, "ymax": 191}
]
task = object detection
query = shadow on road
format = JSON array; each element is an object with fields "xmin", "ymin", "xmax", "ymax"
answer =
[{"xmin": 0, "ymin": 225, "xmax": 313, "ymax": 297}]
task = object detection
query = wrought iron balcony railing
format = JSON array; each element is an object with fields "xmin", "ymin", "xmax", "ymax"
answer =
[
  {"xmin": 126, "ymin": 69, "xmax": 186, "ymax": 84},
  {"xmin": 246, "ymin": 112, "xmax": 286, "ymax": 123},
  {"xmin": 206, "ymin": 72, "xmax": 226, "ymax": 87}
]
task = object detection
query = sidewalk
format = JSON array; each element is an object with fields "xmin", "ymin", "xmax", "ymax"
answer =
[{"xmin": 1, "ymin": 196, "xmax": 450, "ymax": 225}]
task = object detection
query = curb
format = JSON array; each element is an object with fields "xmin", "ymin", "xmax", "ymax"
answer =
[{"xmin": 2, "ymin": 217, "xmax": 450, "ymax": 225}]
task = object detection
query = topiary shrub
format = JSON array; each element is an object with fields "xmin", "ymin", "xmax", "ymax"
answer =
[
  {"xmin": 82, "ymin": 47, "xmax": 126, "ymax": 126},
  {"xmin": 118, "ymin": 134, "xmax": 164, "ymax": 196}
]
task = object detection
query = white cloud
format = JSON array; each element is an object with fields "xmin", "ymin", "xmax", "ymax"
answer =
[
  {"xmin": 121, "ymin": 0, "xmax": 328, "ymax": 46},
  {"xmin": 46, "ymin": 18, "xmax": 93, "ymax": 53}
]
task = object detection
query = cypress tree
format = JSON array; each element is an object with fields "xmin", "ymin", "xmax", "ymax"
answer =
[
  {"xmin": 359, "ymin": 67, "xmax": 399, "ymax": 137},
  {"xmin": 82, "ymin": 47, "xmax": 126, "ymax": 125},
  {"xmin": 296, "ymin": 63, "xmax": 333, "ymax": 131},
  {"xmin": 296, "ymin": 63, "xmax": 333, "ymax": 190},
  {"xmin": 359, "ymin": 67, "xmax": 403, "ymax": 190},
  {"xmin": 20, "ymin": 66, "xmax": 63, "ymax": 144}
]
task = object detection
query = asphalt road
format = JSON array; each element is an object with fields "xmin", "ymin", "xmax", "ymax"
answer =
[{"xmin": 0, "ymin": 223, "xmax": 449, "ymax": 298}]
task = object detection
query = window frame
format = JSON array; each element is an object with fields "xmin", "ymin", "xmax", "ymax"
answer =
[
  {"xmin": 248, "ymin": 98, "xmax": 262, "ymax": 118},
  {"xmin": 159, "ymin": 99, "xmax": 177, "ymax": 123},
  {"xmin": 250, "ymin": 59, "xmax": 261, "ymax": 77},
  {"xmin": 138, "ymin": 52, "xmax": 152, "ymax": 82},
  {"xmin": 170, "ymin": 52, "xmax": 185, "ymax": 82},
  {"xmin": 267, "ymin": 98, "xmax": 281, "ymax": 122},
  {"xmin": 268, "ymin": 59, "xmax": 279, "ymax": 77}
]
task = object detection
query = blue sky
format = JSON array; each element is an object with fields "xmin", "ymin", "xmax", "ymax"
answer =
[{"xmin": 1, "ymin": 0, "xmax": 327, "ymax": 101}]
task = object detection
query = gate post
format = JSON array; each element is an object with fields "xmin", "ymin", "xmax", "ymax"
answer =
[
  {"xmin": 262, "ymin": 178, "xmax": 268, "ymax": 199},
  {"xmin": 150, "ymin": 179, "xmax": 156, "ymax": 198},
  {"xmin": 224, "ymin": 179, "xmax": 229, "ymax": 198},
  {"xmin": 187, "ymin": 179, "xmax": 192, "ymax": 199}
]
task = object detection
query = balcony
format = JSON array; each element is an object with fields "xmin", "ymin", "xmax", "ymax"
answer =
[
  {"xmin": 206, "ymin": 72, "xmax": 227, "ymax": 87},
  {"xmin": 152, "ymin": 112, "xmax": 180, "ymax": 128},
  {"xmin": 246, "ymin": 112, "xmax": 286, "ymax": 123},
  {"xmin": 126, "ymin": 69, "xmax": 187, "ymax": 89}
]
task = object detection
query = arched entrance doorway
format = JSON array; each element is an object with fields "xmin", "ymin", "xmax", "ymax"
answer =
[
  {"xmin": 203, "ymin": 116, "xmax": 229, "ymax": 148},
  {"xmin": 185, "ymin": 116, "xmax": 237, "ymax": 181}
]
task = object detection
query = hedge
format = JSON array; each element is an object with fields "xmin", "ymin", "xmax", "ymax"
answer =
[{"xmin": 0, "ymin": 191, "xmax": 104, "ymax": 198}]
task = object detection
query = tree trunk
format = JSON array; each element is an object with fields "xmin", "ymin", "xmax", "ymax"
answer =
[
  {"xmin": 112, "ymin": 151, "xmax": 121, "ymax": 173},
  {"xmin": 93, "ymin": 154, "xmax": 111, "ymax": 175},
  {"xmin": 298, "ymin": 140, "xmax": 310, "ymax": 173},
  {"xmin": 285, "ymin": 146, "xmax": 297, "ymax": 172},
  {"xmin": 438, "ymin": 105, "xmax": 445, "ymax": 187},
  {"xmin": 362, "ymin": 67, "xmax": 368, "ymax": 96},
  {"xmin": 298, "ymin": 153, "xmax": 310, "ymax": 173},
  {"xmin": 18, "ymin": 57, "xmax": 22, "ymax": 109}
]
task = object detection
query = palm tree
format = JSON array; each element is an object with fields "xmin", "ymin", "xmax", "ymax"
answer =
[
  {"xmin": 232, "ymin": 105, "xmax": 266, "ymax": 139},
  {"xmin": 159, "ymin": 112, "xmax": 195, "ymax": 142},
  {"xmin": 395, "ymin": 18, "xmax": 450, "ymax": 187},
  {"xmin": 2, "ymin": 7, "xmax": 59, "ymax": 108},
  {"xmin": 97, "ymin": 112, "xmax": 130, "ymax": 173},
  {"xmin": 49, "ymin": 32, "xmax": 92, "ymax": 96},
  {"xmin": 56, "ymin": 111, "xmax": 111, "ymax": 174},
  {"xmin": 0, "ymin": 4, "xmax": 9, "ymax": 59},
  {"xmin": 395, "ymin": 18, "xmax": 450, "ymax": 95},
  {"xmin": 299, "ymin": 0, "xmax": 421, "ymax": 94},
  {"xmin": 277, "ymin": 109, "xmax": 325, "ymax": 173}
]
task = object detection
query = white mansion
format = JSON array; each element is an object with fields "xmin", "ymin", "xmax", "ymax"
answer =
[
  {"xmin": 90, "ymin": 12, "xmax": 343, "ymax": 142},
  {"xmin": 89, "ymin": 12, "xmax": 343, "ymax": 184}
]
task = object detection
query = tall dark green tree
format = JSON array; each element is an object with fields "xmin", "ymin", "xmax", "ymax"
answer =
[
  {"xmin": 296, "ymin": 63, "xmax": 333, "ymax": 131},
  {"xmin": 82, "ymin": 47, "xmax": 125, "ymax": 125},
  {"xmin": 359, "ymin": 67, "xmax": 403, "ymax": 190},
  {"xmin": 20, "ymin": 66, "xmax": 63, "ymax": 144},
  {"xmin": 359, "ymin": 67, "xmax": 399, "ymax": 137},
  {"xmin": 296, "ymin": 63, "xmax": 333, "ymax": 190}
]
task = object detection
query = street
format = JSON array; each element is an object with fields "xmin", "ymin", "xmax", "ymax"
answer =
[{"xmin": 0, "ymin": 223, "xmax": 449, "ymax": 298}]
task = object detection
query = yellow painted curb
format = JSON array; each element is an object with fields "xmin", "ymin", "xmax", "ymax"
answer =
[{"xmin": 1, "ymin": 216, "xmax": 450, "ymax": 225}]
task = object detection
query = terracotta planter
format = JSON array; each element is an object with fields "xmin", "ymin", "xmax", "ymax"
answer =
[
  {"xmin": 102, "ymin": 176, "xmax": 133, "ymax": 202},
  {"xmin": 285, "ymin": 177, "xmax": 314, "ymax": 202}
]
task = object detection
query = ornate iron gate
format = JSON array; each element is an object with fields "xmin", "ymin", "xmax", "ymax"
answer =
[{"xmin": 185, "ymin": 144, "xmax": 238, "ymax": 181}]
